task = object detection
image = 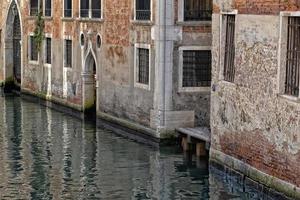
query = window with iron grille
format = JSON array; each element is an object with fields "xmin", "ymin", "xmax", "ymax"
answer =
[
  {"xmin": 223, "ymin": 15, "xmax": 236, "ymax": 82},
  {"xmin": 136, "ymin": 0, "xmax": 151, "ymax": 20},
  {"xmin": 182, "ymin": 50, "xmax": 211, "ymax": 87},
  {"xmin": 137, "ymin": 48, "xmax": 150, "ymax": 85},
  {"xmin": 80, "ymin": 0, "xmax": 101, "ymax": 18},
  {"xmin": 64, "ymin": 0, "xmax": 72, "ymax": 17},
  {"xmin": 44, "ymin": 0, "xmax": 52, "ymax": 17},
  {"xmin": 184, "ymin": 0, "xmax": 212, "ymax": 21},
  {"xmin": 45, "ymin": 38, "xmax": 51, "ymax": 64},
  {"xmin": 285, "ymin": 17, "xmax": 300, "ymax": 97},
  {"xmin": 65, "ymin": 39, "xmax": 72, "ymax": 68},
  {"xmin": 30, "ymin": 36, "xmax": 38, "ymax": 61},
  {"xmin": 30, "ymin": 0, "xmax": 39, "ymax": 16}
]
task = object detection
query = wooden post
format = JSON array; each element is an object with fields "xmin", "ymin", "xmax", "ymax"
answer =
[
  {"xmin": 196, "ymin": 142, "xmax": 206, "ymax": 157},
  {"xmin": 181, "ymin": 137, "xmax": 189, "ymax": 151}
]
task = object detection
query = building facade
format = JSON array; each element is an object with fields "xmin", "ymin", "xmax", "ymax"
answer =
[
  {"xmin": 0, "ymin": 0, "xmax": 212, "ymax": 138},
  {"xmin": 211, "ymin": 0, "xmax": 300, "ymax": 198}
]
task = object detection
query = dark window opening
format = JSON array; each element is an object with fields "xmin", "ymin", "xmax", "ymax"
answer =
[
  {"xmin": 184, "ymin": 0, "xmax": 212, "ymax": 21},
  {"xmin": 80, "ymin": 0, "xmax": 89, "ymax": 18},
  {"xmin": 64, "ymin": 0, "xmax": 72, "ymax": 17},
  {"xmin": 65, "ymin": 40, "xmax": 72, "ymax": 68},
  {"xmin": 92, "ymin": 0, "xmax": 101, "ymax": 18},
  {"xmin": 136, "ymin": 0, "xmax": 151, "ymax": 20},
  {"xmin": 137, "ymin": 48, "xmax": 150, "ymax": 85},
  {"xmin": 45, "ymin": 0, "xmax": 52, "ymax": 17},
  {"xmin": 45, "ymin": 38, "xmax": 51, "ymax": 64},
  {"xmin": 223, "ymin": 15, "xmax": 236, "ymax": 83},
  {"xmin": 30, "ymin": 0, "xmax": 39, "ymax": 16},
  {"xmin": 285, "ymin": 17, "xmax": 300, "ymax": 97},
  {"xmin": 30, "ymin": 36, "xmax": 38, "ymax": 61},
  {"xmin": 80, "ymin": 0, "xmax": 101, "ymax": 18},
  {"xmin": 183, "ymin": 50, "xmax": 211, "ymax": 87}
]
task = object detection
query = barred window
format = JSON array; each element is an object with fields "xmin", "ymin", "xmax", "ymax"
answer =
[
  {"xmin": 136, "ymin": 0, "xmax": 151, "ymax": 20},
  {"xmin": 30, "ymin": 0, "xmax": 39, "ymax": 16},
  {"xmin": 285, "ymin": 17, "xmax": 300, "ymax": 97},
  {"xmin": 182, "ymin": 50, "xmax": 211, "ymax": 87},
  {"xmin": 184, "ymin": 0, "xmax": 212, "ymax": 21},
  {"xmin": 223, "ymin": 15, "xmax": 236, "ymax": 83},
  {"xmin": 80, "ymin": 0, "xmax": 101, "ymax": 18},
  {"xmin": 64, "ymin": 0, "xmax": 72, "ymax": 17},
  {"xmin": 45, "ymin": 0, "xmax": 52, "ymax": 17},
  {"xmin": 45, "ymin": 38, "xmax": 51, "ymax": 64},
  {"xmin": 65, "ymin": 40, "xmax": 72, "ymax": 68},
  {"xmin": 137, "ymin": 48, "xmax": 150, "ymax": 85},
  {"xmin": 30, "ymin": 36, "xmax": 38, "ymax": 61}
]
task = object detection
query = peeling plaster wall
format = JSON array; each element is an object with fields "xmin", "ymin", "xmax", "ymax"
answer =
[{"xmin": 212, "ymin": 0, "xmax": 300, "ymax": 189}]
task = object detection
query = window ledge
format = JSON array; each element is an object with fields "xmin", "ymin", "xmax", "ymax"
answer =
[
  {"xmin": 176, "ymin": 21, "xmax": 212, "ymax": 26},
  {"xmin": 44, "ymin": 63, "xmax": 52, "ymax": 68},
  {"xmin": 178, "ymin": 87, "xmax": 211, "ymax": 93},
  {"xmin": 278, "ymin": 94, "xmax": 300, "ymax": 103},
  {"xmin": 219, "ymin": 80, "xmax": 236, "ymax": 86},
  {"xmin": 27, "ymin": 16, "xmax": 37, "ymax": 20},
  {"xmin": 77, "ymin": 18, "xmax": 104, "ymax": 23},
  {"xmin": 61, "ymin": 17, "xmax": 75, "ymax": 22},
  {"xmin": 134, "ymin": 82, "xmax": 151, "ymax": 91},
  {"xmin": 131, "ymin": 20, "xmax": 154, "ymax": 26},
  {"xmin": 43, "ymin": 16, "xmax": 53, "ymax": 21},
  {"xmin": 28, "ymin": 60, "xmax": 39, "ymax": 65}
]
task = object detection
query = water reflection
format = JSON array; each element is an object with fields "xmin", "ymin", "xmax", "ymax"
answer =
[{"xmin": 0, "ymin": 96, "xmax": 291, "ymax": 200}]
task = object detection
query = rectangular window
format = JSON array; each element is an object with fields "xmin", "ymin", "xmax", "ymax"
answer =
[
  {"xmin": 223, "ymin": 15, "xmax": 236, "ymax": 82},
  {"xmin": 136, "ymin": 0, "xmax": 151, "ymax": 21},
  {"xmin": 184, "ymin": 0, "xmax": 212, "ymax": 21},
  {"xmin": 45, "ymin": 38, "xmax": 51, "ymax": 64},
  {"xmin": 92, "ymin": 0, "xmax": 101, "ymax": 18},
  {"xmin": 45, "ymin": 0, "xmax": 52, "ymax": 17},
  {"xmin": 182, "ymin": 50, "xmax": 211, "ymax": 87},
  {"xmin": 137, "ymin": 48, "xmax": 150, "ymax": 85},
  {"xmin": 64, "ymin": 0, "xmax": 72, "ymax": 17},
  {"xmin": 30, "ymin": 36, "xmax": 38, "ymax": 61},
  {"xmin": 285, "ymin": 17, "xmax": 300, "ymax": 97},
  {"xmin": 80, "ymin": 0, "xmax": 89, "ymax": 17},
  {"xmin": 65, "ymin": 39, "xmax": 72, "ymax": 68},
  {"xmin": 30, "ymin": 0, "xmax": 39, "ymax": 16},
  {"xmin": 80, "ymin": 0, "xmax": 101, "ymax": 18}
]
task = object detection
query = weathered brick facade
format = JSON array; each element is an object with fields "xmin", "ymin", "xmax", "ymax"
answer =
[{"xmin": 211, "ymin": 0, "xmax": 300, "ymax": 198}]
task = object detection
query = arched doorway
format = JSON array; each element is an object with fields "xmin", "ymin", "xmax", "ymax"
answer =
[
  {"xmin": 4, "ymin": 1, "xmax": 22, "ymax": 90},
  {"xmin": 82, "ymin": 52, "xmax": 97, "ymax": 115}
]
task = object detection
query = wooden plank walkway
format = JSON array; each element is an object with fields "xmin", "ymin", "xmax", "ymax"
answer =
[{"xmin": 176, "ymin": 127, "xmax": 211, "ymax": 143}]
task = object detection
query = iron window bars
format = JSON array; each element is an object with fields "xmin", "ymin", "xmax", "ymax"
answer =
[
  {"xmin": 137, "ymin": 48, "xmax": 150, "ymax": 85},
  {"xmin": 65, "ymin": 39, "xmax": 72, "ymax": 68},
  {"xmin": 136, "ymin": 0, "xmax": 151, "ymax": 20}
]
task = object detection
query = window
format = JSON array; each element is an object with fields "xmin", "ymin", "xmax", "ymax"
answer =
[
  {"xmin": 137, "ymin": 48, "xmax": 150, "ymax": 84},
  {"xmin": 182, "ymin": 50, "xmax": 211, "ymax": 87},
  {"xmin": 80, "ymin": 0, "xmax": 101, "ymax": 18},
  {"xmin": 30, "ymin": 0, "xmax": 39, "ymax": 16},
  {"xmin": 285, "ymin": 17, "xmax": 300, "ymax": 97},
  {"xmin": 223, "ymin": 15, "xmax": 236, "ymax": 82},
  {"xmin": 135, "ymin": 0, "xmax": 151, "ymax": 21},
  {"xmin": 65, "ymin": 39, "xmax": 72, "ymax": 68},
  {"xmin": 30, "ymin": 36, "xmax": 38, "ymax": 61},
  {"xmin": 64, "ymin": 0, "xmax": 72, "ymax": 18},
  {"xmin": 44, "ymin": 0, "xmax": 52, "ymax": 17},
  {"xmin": 45, "ymin": 38, "xmax": 51, "ymax": 64},
  {"xmin": 184, "ymin": 0, "xmax": 212, "ymax": 21}
]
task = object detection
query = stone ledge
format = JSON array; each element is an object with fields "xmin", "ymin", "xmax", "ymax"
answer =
[{"xmin": 210, "ymin": 148, "xmax": 300, "ymax": 200}]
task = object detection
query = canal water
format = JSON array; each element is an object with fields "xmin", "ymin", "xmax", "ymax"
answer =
[{"xmin": 0, "ymin": 95, "xmax": 291, "ymax": 200}]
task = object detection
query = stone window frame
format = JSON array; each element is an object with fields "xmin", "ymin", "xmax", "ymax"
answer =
[
  {"xmin": 63, "ymin": 35, "xmax": 73, "ymax": 98},
  {"xmin": 63, "ymin": 35, "xmax": 73, "ymax": 69},
  {"xmin": 43, "ymin": 0, "xmax": 53, "ymax": 18},
  {"xmin": 44, "ymin": 33, "xmax": 52, "ymax": 67},
  {"xmin": 133, "ymin": 0, "xmax": 153, "ymax": 22},
  {"xmin": 63, "ymin": 0, "xmax": 73, "ymax": 18},
  {"xmin": 28, "ymin": 33, "xmax": 39, "ymax": 65},
  {"xmin": 177, "ymin": 0, "xmax": 212, "ymax": 25},
  {"xmin": 134, "ymin": 43, "xmax": 152, "ymax": 91},
  {"xmin": 178, "ymin": 46, "xmax": 211, "ymax": 93},
  {"xmin": 78, "ymin": 0, "xmax": 104, "ymax": 20},
  {"xmin": 278, "ymin": 11, "xmax": 300, "ymax": 101},
  {"xmin": 218, "ymin": 10, "xmax": 238, "ymax": 83}
]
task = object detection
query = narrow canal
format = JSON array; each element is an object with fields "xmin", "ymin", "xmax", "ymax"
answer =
[{"xmin": 0, "ymin": 95, "xmax": 291, "ymax": 199}]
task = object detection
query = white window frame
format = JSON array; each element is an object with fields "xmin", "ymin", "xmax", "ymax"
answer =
[
  {"xmin": 133, "ymin": 0, "xmax": 153, "ymax": 21},
  {"xmin": 28, "ymin": 33, "xmax": 39, "ymax": 64},
  {"xmin": 43, "ymin": 0, "xmax": 53, "ymax": 17},
  {"xmin": 79, "ymin": 0, "xmax": 103, "ymax": 19},
  {"xmin": 219, "ymin": 10, "xmax": 238, "ymax": 82},
  {"xmin": 178, "ymin": 46, "xmax": 211, "ymax": 92},
  {"xmin": 178, "ymin": 0, "xmax": 212, "ymax": 23},
  {"xmin": 44, "ymin": 33, "xmax": 52, "ymax": 67},
  {"xmin": 63, "ymin": 0, "xmax": 73, "ymax": 18},
  {"xmin": 134, "ymin": 43, "xmax": 151, "ymax": 90},
  {"xmin": 278, "ymin": 11, "xmax": 300, "ymax": 101}
]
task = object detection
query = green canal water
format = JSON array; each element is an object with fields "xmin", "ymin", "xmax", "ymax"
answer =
[{"xmin": 0, "ymin": 95, "xmax": 291, "ymax": 199}]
